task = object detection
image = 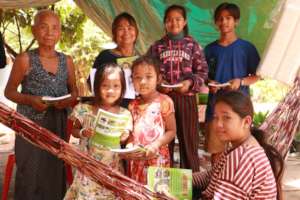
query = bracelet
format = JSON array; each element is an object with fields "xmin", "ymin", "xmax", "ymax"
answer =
[
  {"xmin": 241, "ymin": 78, "xmax": 245, "ymax": 86},
  {"xmin": 78, "ymin": 128, "xmax": 86, "ymax": 138}
]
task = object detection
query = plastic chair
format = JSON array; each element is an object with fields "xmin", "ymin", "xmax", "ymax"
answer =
[{"xmin": 1, "ymin": 153, "xmax": 15, "ymax": 200}]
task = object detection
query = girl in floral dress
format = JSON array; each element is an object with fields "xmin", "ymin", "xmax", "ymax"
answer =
[
  {"xmin": 64, "ymin": 64, "xmax": 132, "ymax": 200},
  {"xmin": 124, "ymin": 56, "xmax": 176, "ymax": 184}
]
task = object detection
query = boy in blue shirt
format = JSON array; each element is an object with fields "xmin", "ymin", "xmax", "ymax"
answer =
[
  {"xmin": 205, "ymin": 2, "xmax": 260, "ymax": 122},
  {"xmin": 205, "ymin": 3, "xmax": 260, "ymax": 156}
]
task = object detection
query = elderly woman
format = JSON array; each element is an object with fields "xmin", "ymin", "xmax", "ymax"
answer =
[
  {"xmin": 5, "ymin": 10, "xmax": 77, "ymax": 200},
  {"xmin": 92, "ymin": 12, "xmax": 139, "ymax": 108}
]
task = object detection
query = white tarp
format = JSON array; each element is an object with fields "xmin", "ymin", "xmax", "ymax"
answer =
[{"xmin": 258, "ymin": 0, "xmax": 300, "ymax": 85}]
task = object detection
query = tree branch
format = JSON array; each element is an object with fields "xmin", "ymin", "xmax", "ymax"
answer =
[
  {"xmin": 4, "ymin": 41, "xmax": 17, "ymax": 59},
  {"xmin": 15, "ymin": 15, "xmax": 22, "ymax": 53},
  {"xmin": 25, "ymin": 39, "xmax": 36, "ymax": 52}
]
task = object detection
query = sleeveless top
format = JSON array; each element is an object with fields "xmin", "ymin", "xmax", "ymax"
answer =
[{"xmin": 17, "ymin": 49, "xmax": 69, "ymax": 122}]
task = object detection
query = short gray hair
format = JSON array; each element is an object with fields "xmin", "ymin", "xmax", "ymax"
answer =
[{"xmin": 33, "ymin": 9, "xmax": 60, "ymax": 26}]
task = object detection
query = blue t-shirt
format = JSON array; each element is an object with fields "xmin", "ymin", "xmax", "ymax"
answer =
[{"xmin": 205, "ymin": 38, "xmax": 260, "ymax": 121}]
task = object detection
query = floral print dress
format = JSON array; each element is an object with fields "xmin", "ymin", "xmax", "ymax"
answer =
[
  {"xmin": 128, "ymin": 93, "xmax": 175, "ymax": 184},
  {"xmin": 64, "ymin": 103, "xmax": 132, "ymax": 200}
]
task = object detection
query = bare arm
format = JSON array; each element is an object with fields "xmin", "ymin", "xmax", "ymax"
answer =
[
  {"xmin": 4, "ymin": 53, "xmax": 48, "ymax": 112},
  {"xmin": 145, "ymin": 111, "xmax": 176, "ymax": 158},
  {"xmin": 122, "ymin": 112, "xmax": 176, "ymax": 160},
  {"xmin": 70, "ymin": 118, "xmax": 94, "ymax": 138},
  {"xmin": 228, "ymin": 74, "xmax": 261, "ymax": 90},
  {"xmin": 241, "ymin": 74, "xmax": 260, "ymax": 86}
]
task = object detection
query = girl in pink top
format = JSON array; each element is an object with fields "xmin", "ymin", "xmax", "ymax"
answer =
[
  {"xmin": 124, "ymin": 56, "xmax": 176, "ymax": 184},
  {"xmin": 193, "ymin": 91, "xmax": 283, "ymax": 200}
]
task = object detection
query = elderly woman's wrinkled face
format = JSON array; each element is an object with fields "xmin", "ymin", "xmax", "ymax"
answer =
[
  {"xmin": 114, "ymin": 19, "xmax": 137, "ymax": 47},
  {"xmin": 32, "ymin": 13, "xmax": 61, "ymax": 47}
]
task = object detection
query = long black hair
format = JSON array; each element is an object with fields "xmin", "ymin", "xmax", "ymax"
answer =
[
  {"xmin": 163, "ymin": 4, "xmax": 189, "ymax": 36},
  {"xmin": 93, "ymin": 63, "xmax": 126, "ymax": 106},
  {"xmin": 215, "ymin": 91, "xmax": 283, "ymax": 200}
]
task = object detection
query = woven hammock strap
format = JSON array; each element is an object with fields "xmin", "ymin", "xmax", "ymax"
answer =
[{"xmin": 0, "ymin": 102, "xmax": 172, "ymax": 200}]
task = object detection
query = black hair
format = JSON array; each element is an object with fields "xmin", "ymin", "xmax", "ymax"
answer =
[
  {"xmin": 163, "ymin": 4, "xmax": 189, "ymax": 36},
  {"xmin": 131, "ymin": 55, "xmax": 161, "ymax": 79},
  {"xmin": 215, "ymin": 91, "xmax": 283, "ymax": 200},
  {"xmin": 93, "ymin": 63, "xmax": 126, "ymax": 106},
  {"xmin": 112, "ymin": 12, "xmax": 139, "ymax": 43},
  {"xmin": 214, "ymin": 2, "xmax": 240, "ymax": 22}
]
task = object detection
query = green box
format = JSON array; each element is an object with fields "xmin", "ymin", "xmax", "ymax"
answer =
[
  {"xmin": 198, "ymin": 93, "xmax": 208, "ymax": 105},
  {"xmin": 147, "ymin": 167, "xmax": 192, "ymax": 200}
]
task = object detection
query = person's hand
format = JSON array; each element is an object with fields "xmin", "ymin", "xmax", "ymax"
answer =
[
  {"xmin": 158, "ymin": 80, "xmax": 173, "ymax": 94},
  {"xmin": 30, "ymin": 96, "xmax": 48, "ymax": 112},
  {"xmin": 228, "ymin": 78, "xmax": 241, "ymax": 90},
  {"xmin": 161, "ymin": 188, "xmax": 178, "ymax": 200},
  {"xmin": 174, "ymin": 80, "xmax": 192, "ymax": 94},
  {"xmin": 120, "ymin": 131, "xmax": 130, "ymax": 144},
  {"xmin": 53, "ymin": 97, "xmax": 74, "ymax": 109},
  {"xmin": 80, "ymin": 128, "xmax": 94, "ymax": 138},
  {"xmin": 144, "ymin": 142, "xmax": 160, "ymax": 159},
  {"xmin": 208, "ymin": 80, "xmax": 220, "ymax": 94},
  {"xmin": 119, "ymin": 144, "xmax": 146, "ymax": 160}
]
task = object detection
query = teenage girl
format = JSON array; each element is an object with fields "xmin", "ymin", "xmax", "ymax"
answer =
[
  {"xmin": 148, "ymin": 4, "xmax": 208, "ymax": 172},
  {"xmin": 193, "ymin": 91, "xmax": 283, "ymax": 200}
]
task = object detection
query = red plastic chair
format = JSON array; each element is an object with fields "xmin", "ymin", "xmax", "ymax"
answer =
[{"xmin": 1, "ymin": 153, "xmax": 15, "ymax": 200}]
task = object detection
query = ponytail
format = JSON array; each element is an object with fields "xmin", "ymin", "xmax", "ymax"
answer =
[{"xmin": 251, "ymin": 127, "xmax": 284, "ymax": 200}]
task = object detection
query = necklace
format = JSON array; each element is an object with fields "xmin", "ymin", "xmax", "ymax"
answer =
[{"xmin": 226, "ymin": 134, "xmax": 253, "ymax": 152}]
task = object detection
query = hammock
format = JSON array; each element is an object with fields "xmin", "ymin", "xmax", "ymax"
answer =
[
  {"xmin": 260, "ymin": 77, "xmax": 300, "ymax": 159},
  {"xmin": 0, "ymin": 102, "xmax": 172, "ymax": 200}
]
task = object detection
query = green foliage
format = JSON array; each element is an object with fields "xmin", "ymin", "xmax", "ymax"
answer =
[
  {"xmin": 295, "ymin": 132, "xmax": 300, "ymax": 141},
  {"xmin": 251, "ymin": 79, "xmax": 289, "ymax": 103},
  {"xmin": 253, "ymin": 111, "xmax": 269, "ymax": 127},
  {"xmin": 0, "ymin": 9, "xmax": 37, "ymax": 55},
  {"xmin": 0, "ymin": 0, "xmax": 112, "ymax": 77},
  {"xmin": 57, "ymin": 6, "xmax": 87, "ymax": 50},
  {"xmin": 295, "ymin": 125, "xmax": 300, "ymax": 141}
]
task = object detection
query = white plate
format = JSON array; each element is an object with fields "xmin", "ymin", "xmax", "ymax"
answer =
[
  {"xmin": 160, "ymin": 83, "xmax": 183, "ymax": 88},
  {"xmin": 42, "ymin": 94, "xmax": 71, "ymax": 102},
  {"xmin": 110, "ymin": 146, "xmax": 144, "ymax": 154},
  {"xmin": 208, "ymin": 82, "xmax": 231, "ymax": 88}
]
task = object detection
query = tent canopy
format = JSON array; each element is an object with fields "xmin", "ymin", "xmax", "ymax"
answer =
[
  {"xmin": 74, "ymin": 0, "xmax": 283, "ymax": 54},
  {"xmin": 3, "ymin": 0, "xmax": 299, "ymax": 84},
  {"xmin": 0, "ymin": 0, "xmax": 283, "ymax": 53}
]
